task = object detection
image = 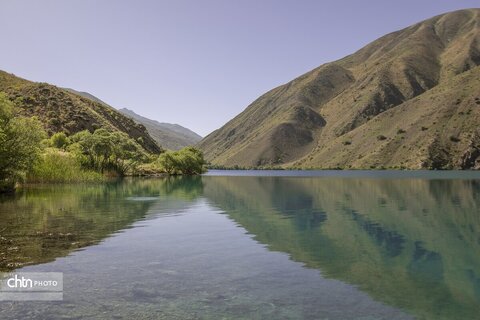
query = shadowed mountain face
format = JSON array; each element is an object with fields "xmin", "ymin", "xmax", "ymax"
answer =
[
  {"xmin": 199, "ymin": 9, "xmax": 480, "ymax": 169},
  {"xmin": 0, "ymin": 72, "xmax": 161, "ymax": 153},
  {"xmin": 118, "ymin": 108, "xmax": 202, "ymax": 150}
]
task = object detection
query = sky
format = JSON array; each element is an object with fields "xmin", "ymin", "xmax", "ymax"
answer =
[{"xmin": 0, "ymin": 0, "xmax": 478, "ymax": 136}]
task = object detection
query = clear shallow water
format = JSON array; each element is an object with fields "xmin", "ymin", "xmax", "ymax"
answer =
[{"xmin": 0, "ymin": 171, "xmax": 479, "ymax": 319}]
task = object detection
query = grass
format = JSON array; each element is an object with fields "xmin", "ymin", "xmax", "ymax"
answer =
[{"xmin": 27, "ymin": 149, "xmax": 105, "ymax": 183}]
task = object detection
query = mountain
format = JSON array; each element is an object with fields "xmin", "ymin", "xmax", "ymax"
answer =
[
  {"xmin": 199, "ymin": 9, "xmax": 480, "ymax": 169},
  {"xmin": 118, "ymin": 108, "xmax": 202, "ymax": 150},
  {"xmin": 63, "ymin": 88, "xmax": 111, "ymax": 106},
  {"xmin": 0, "ymin": 71, "xmax": 161, "ymax": 153},
  {"xmin": 63, "ymin": 89, "xmax": 202, "ymax": 150}
]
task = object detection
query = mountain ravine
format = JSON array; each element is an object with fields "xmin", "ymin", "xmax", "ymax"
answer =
[{"xmin": 198, "ymin": 8, "xmax": 480, "ymax": 169}]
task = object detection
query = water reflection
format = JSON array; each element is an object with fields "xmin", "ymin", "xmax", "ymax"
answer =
[
  {"xmin": 0, "ymin": 176, "xmax": 203, "ymax": 271},
  {"xmin": 0, "ymin": 174, "xmax": 479, "ymax": 319},
  {"xmin": 203, "ymin": 176, "xmax": 480, "ymax": 319}
]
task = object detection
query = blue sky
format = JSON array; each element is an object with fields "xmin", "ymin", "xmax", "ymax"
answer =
[{"xmin": 0, "ymin": 0, "xmax": 478, "ymax": 136}]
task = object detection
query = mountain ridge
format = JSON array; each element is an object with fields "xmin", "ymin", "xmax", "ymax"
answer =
[
  {"xmin": 199, "ymin": 8, "xmax": 480, "ymax": 169},
  {"xmin": 118, "ymin": 108, "xmax": 202, "ymax": 150},
  {"xmin": 62, "ymin": 88, "xmax": 202, "ymax": 150}
]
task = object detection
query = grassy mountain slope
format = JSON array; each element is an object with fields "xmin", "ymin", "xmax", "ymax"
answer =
[
  {"xmin": 0, "ymin": 71, "xmax": 161, "ymax": 154},
  {"xmin": 118, "ymin": 108, "xmax": 202, "ymax": 150},
  {"xmin": 199, "ymin": 8, "xmax": 480, "ymax": 169}
]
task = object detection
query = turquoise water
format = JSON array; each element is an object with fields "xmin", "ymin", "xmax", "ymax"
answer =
[{"xmin": 0, "ymin": 171, "xmax": 479, "ymax": 319}]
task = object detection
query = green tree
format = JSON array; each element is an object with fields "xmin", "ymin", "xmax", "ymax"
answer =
[
  {"xmin": 158, "ymin": 151, "xmax": 180, "ymax": 174},
  {"xmin": 157, "ymin": 147, "xmax": 206, "ymax": 175},
  {"xmin": 109, "ymin": 131, "xmax": 147, "ymax": 175},
  {"xmin": 68, "ymin": 129, "xmax": 147, "ymax": 176},
  {"xmin": 0, "ymin": 93, "xmax": 46, "ymax": 192},
  {"xmin": 176, "ymin": 147, "xmax": 207, "ymax": 175}
]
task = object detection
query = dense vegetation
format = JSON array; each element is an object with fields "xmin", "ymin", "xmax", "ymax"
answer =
[
  {"xmin": 0, "ymin": 93, "xmax": 206, "ymax": 193},
  {"xmin": 0, "ymin": 93, "xmax": 45, "ymax": 192}
]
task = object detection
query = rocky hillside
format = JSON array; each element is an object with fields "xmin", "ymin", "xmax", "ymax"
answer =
[
  {"xmin": 199, "ymin": 9, "xmax": 480, "ymax": 169},
  {"xmin": 0, "ymin": 71, "xmax": 161, "ymax": 154},
  {"xmin": 118, "ymin": 108, "xmax": 202, "ymax": 150}
]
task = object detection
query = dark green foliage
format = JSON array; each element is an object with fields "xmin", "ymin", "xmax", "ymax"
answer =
[
  {"xmin": 0, "ymin": 93, "xmax": 46, "ymax": 192},
  {"xmin": 157, "ymin": 147, "xmax": 206, "ymax": 175}
]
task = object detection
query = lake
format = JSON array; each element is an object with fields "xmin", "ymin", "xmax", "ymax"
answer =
[{"xmin": 0, "ymin": 170, "xmax": 479, "ymax": 319}]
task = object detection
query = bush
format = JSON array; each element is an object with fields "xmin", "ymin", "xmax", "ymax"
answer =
[
  {"xmin": 377, "ymin": 135, "xmax": 387, "ymax": 141},
  {"xmin": 449, "ymin": 135, "xmax": 461, "ymax": 143},
  {"xmin": 50, "ymin": 132, "xmax": 69, "ymax": 149}
]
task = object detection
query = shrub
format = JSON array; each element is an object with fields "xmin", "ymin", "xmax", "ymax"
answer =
[
  {"xmin": 449, "ymin": 135, "xmax": 460, "ymax": 143},
  {"xmin": 377, "ymin": 135, "xmax": 387, "ymax": 141},
  {"xmin": 50, "ymin": 132, "xmax": 69, "ymax": 149}
]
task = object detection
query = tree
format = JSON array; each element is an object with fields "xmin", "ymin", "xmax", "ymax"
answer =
[
  {"xmin": 176, "ymin": 147, "xmax": 206, "ymax": 175},
  {"xmin": 157, "ymin": 147, "xmax": 206, "ymax": 175},
  {"xmin": 0, "ymin": 93, "xmax": 46, "ymax": 192},
  {"xmin": 109, "ymin": 131, "xmax": 147, "ymax": 175},
  {"xmin": 68, "ymin": 129, "xmax": 147, "ymax": 176},
  {"xmin": 158, "ymin": 151, "xmax": 179, "ymax": 174}
]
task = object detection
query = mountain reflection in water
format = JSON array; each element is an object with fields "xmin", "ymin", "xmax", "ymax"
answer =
[{"xmin": 0, "ymin": 172, "xmax": 478, "ymax": 319}]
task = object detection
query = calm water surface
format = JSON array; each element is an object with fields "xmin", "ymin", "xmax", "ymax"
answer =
[{"xmin": 0, "ymin": 170, "xmax": 479, "ymax": 319}]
